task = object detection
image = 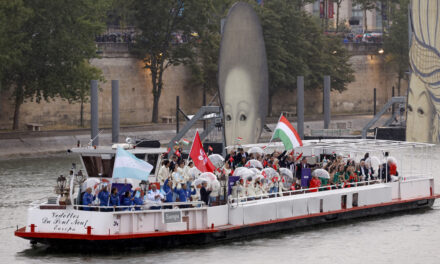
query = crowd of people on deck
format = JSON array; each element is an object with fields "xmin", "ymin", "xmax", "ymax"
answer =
[{"xmin": 81, "ymin": 147, "xmax": 398, "ymax": 211}]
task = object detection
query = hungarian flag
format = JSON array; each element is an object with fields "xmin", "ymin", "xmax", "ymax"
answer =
[
  {"xmin": 180, "ymin": 138, "xmax": 190, "ymax": 145},
  {"xmin": 272, "ymin": 115, "xmax": 303, "ymax": 150},
  {"xmin": 189, "ymin": 131, "xmax": 215, "ymax": 173}
]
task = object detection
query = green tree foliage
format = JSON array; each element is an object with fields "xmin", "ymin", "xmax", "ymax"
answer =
[
  {"xmin": 130, "ymin": 0, "xmax": 211, "ymax": 123},
  {"xmin": 188, "ymin": 0, "xmax": 233, "ymax": 100},
  {"xmin": 0, "ymin": 0, "xmax": 106, "ymax": 129},
  {"xmin": 383, "ymin": 0, "xmax": 409, "ymax": 96},
  {"xmin": 254, "ymin": 0, "xmax": 354, "ymax": 114}
]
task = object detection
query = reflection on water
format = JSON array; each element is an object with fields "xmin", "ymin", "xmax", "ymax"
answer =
[{"xmin": 1, "ymin": 153, "xmax": 440, "ymax": 264}]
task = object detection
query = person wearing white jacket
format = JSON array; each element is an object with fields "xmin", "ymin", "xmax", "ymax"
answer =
[
  {"xmin": 254, "ymin": 180, "xmax": 264, "ymax": 197},
  {"xmin": 183, "ymin": 162, "xmax": 193, "ymax": 185},
  {"xmin": 245, "ymin": 179, "xmax": 256, "ymax": 200},
  {"xmin": 157, "ymin": 160, "xmax": 170, "ymax": 186}
]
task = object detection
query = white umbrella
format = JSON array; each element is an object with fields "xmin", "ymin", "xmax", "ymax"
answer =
[
  {"xmin": 199, "ymin": 172, "xmax": 217, "ymax": 182},
  {"xmin": 248, "ymin": 146, "xmax": 264, "ymax": 155},
  {"xmin": 208, "ymin": 154, "xmax": 225, "ymax": 168},
  {"xmin": 188, "ymin": 167, "xmax": 201, "ymax": 179},
  {"xmin": 193, "ymin": 178, "xmax": 205, "ymax": 187},
  {"xmin": 245, "ymin": 159, "xmax": 263, "ymax": 170},
  {"xmin": 313, "ymin": 168, "xmax": 330, "ymax": 179},
  {"xmin": 279, "ymin": 168, "xmax": 294, "ymax": 179},
  {"xmin": 233, "ymin": 167, "xmax": 256, "ymax": 180},
  {"xmin": 387, "ymin": 156, "xmax": 398, "ymax": 166},
  {"xmin": 262, "ymin": 167, "xmax": 278, "ymax": 179},
  {"xmin": 249, "ymin": 168, "xmax": 262, "ymax": 180},
  {"xmin": 210, "ymin": 179, "xmax": 221, "ymax": 191},
  {"xmin": 233, "ymin": 167, "xmax": 248, "ymax": 176},
  {"xmin": 366, "ymin": 156, "xmax": 381, "ymax": 170}
]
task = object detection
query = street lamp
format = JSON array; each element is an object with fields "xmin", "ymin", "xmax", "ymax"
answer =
[
  {"xmin": 378, "ymin": 48, "xmax": 384, "ymax": 54},
  {"xmin": 75, "ymin": 170, "xmax": 86, "ymax": 185}
]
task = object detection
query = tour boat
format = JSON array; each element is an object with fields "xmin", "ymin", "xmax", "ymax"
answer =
[{"xmin": 15, "ymin": 139, "xmax": 439, "ymax": 250}]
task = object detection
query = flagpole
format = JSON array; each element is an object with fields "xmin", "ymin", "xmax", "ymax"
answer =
[
  {"xmin": 188, "ymin": 130, "xmax": 198, "ymax": 161},
  {"xmin": 264, "ymin": 113, "xmax": 283, "ymax": 153}
]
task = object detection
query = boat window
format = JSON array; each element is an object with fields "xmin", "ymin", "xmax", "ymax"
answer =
[
  {"xmin": 82, "ymin": 155, "xmax": 115, "ymax": 177},
  {"xmin": 341, "ymin": 195, "xmax": 347, "ymax": 209},
  {"xmin": 320, "ymin": 199, "xmax": 323, "ymax": 213},
  {"xmin": 146, "ymin": 154, "xmax": 159, "ymax": 174},
  {"xmin": 352, "ymin": 193, "xmax": 359, "ymax": 207}
]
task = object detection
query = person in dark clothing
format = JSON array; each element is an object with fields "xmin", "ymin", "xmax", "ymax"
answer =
[
  {"xmin": 277, "ymin": 151, "xmax": 288, "ymax": 167},
  {"xmin": 295, "ymin": 157, "xmax": 310, "ymax": 180},
  {"xmin": 379, "ymin": 163, "xmax": 391, "ymax": 182},
  {"xmin": 200, "ymin": 181, "xmax": 212, "ymax": 206}
]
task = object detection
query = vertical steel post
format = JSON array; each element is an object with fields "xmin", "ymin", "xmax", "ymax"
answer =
[
  {"xmin": 392, "ymin": 85, "xmax": 395, "ymax": 115},
  {"xmin": 323, "ymin": 75, "xmax": 331, "ymax": 129},
  {"xmin": 91, "ymin": 80, "xmax": 99, "ymax": 146},
  {"xmin": 297, "ymin": 76, "xmax": 304, "ymax": 139},
  {"xmin": 176, "ymin": 96, "xmax": 180, "ymax": 134},
  {"xmin": 374, "ymin": 88, "xmax": 377, "ymax": 116},
  {"xmin": 203, "ymin": 88, "xmax": 206, "ymax": 131},
  {"xmin": 111, "ymin": 80, "xmax": 119, "ymax": 143}
]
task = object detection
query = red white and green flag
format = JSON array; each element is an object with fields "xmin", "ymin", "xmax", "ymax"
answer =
[
  {"xmin": 180, "ymin": 138, "xmax": 190, "ymax": 146},
  {"xmin": 271, "ymin": 115, "xmax": 303, "ymax": 150}
]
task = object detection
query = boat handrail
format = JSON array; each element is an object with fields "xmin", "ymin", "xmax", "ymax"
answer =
[
  {"xmin": 229, "ymin": 174, "xmax": 436, "ymax": 205},
  {"xmin": 229, "ymin": 179, "xmax": 383, "ymax": 204},
  {"xmin": 69, "ymin": 201, "xmax": 206, "ymax": 212}
]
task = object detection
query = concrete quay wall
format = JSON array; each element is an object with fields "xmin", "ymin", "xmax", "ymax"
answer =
[{"xmin": 0, "ymin": 53, "xmax": 405, "ymax": 130}]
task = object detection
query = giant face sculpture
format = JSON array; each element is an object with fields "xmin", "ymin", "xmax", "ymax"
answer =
[
  {"xmin": 407, "ymin": 0, "xmax": 440, "ymax": 143},
  {"xmin": 219, "ymin": 2, "xmax": 268, "ymax": 146}
]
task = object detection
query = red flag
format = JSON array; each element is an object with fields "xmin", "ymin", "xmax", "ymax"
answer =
[
  {"xmin": 208, "ymin": 146, "xmax": 213, "ymax": 151},
  {"xmin": 189, "ymin": 131, "xmax": 216, "ymax": 173},
  {"xmin": 175, "ymin": 149, "xmax": 181, "ymax": 157}
]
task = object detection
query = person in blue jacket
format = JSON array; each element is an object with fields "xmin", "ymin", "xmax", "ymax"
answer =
[
  {"xmin": 174, "ymin": 183, "xmax": 196, "ymax": 208},
  {"xmin": 133, "ymin": 189, "xmax": 143, "ymax": 210},
  {"xmin": 121, "ymin": 191, "xmax": 133, "ymax": 211},
  {"xmin": 82, "ymin": 187, "xmax": 95, "ymax": 211},
  {"xmin": 162, "ymin": 178, "xmax": 174, "ymax": 203},
  {"xmin": 109, "ymin": 187, "xmax": 120, "ymax": 211},
  {"xmin": 97, "ymin": 185, "xmax": 110, "ymax": 211}
]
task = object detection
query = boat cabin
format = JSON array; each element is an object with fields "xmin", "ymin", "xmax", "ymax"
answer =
[{"xmin": 70, "ymin": 144, "xmax": 167, "ymax": 181}]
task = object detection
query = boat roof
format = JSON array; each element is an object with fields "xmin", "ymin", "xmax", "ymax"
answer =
[
  {"xmin": 70, "ymin": 146, "xmax": 167, "ymax": 155},
  {"xmin": 229, "ymin": 139, "xmax": 435, "ymax": 153}
]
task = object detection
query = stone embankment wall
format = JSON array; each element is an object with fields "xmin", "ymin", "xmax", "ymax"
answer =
[
  {"xmin": 0, "ymin": 51, "xmax": 405, "ymax": 130},
  {"xmin": 270, "ymin": 55, "xmax": 406, "ymax": 116}
]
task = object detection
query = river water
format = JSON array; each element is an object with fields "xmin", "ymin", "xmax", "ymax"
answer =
[{"xmin": 1, "ymin": 154, "xmax": 440, "ymax": 264}]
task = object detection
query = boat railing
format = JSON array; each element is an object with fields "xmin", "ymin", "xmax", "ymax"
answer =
[
  {"xmin": 229, "ymin": 179, "xmax": 383, "ymax": 204},
  {"xmin": 69, "ymin": 201, "xmax": 206, "ymax": 212}
]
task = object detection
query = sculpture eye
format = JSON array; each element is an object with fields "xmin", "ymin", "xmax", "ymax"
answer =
[
  {"xmin": 417, "ymin": 108, "xmax": 424, "ymax": 115},
  {"xmin": 240, "ymin": 114, "xmax": 247, "ymax": 121},
  {"xmin": 226, "ymin": 115, "xmax": 232, "ymax": 121},
  {"xmin": 407, "ymin": 105, "xmax": 413, "ymax": 112}
]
